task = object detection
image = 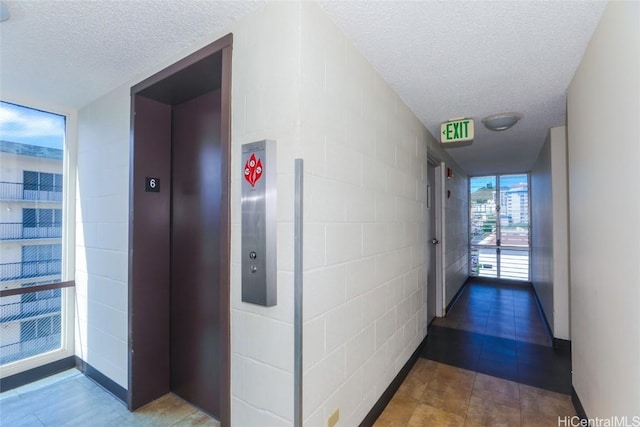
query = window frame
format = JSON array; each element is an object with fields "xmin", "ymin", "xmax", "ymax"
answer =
[
  {"xmin": 0, "ymin": 97, "xmax": 77, "ymax": 378},
  {"xmin": 468, "ymin": 172, "xmax": 532, "ymax": 281}
]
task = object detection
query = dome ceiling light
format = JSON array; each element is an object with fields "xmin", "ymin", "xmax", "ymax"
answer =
[{"xmin": 482, "ymin": 112, "xmax": 522, "ymax": 131}]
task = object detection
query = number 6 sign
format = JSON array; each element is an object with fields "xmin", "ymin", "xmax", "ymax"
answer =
[{"xmin": 145, "ymin": 177, "xmax": 160, "ymax": 192}]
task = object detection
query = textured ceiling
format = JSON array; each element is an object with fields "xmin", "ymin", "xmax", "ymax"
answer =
[
  {"xmin": 0, "ymin": 0, "xmax": 264, "ymax": 109},
  {"xmin": 0, "ymin": 0, "xmax": 606, "ymax": 176},
  {"xmin": 318, "ymin": 0, "xmax": 607, "ymax": 175}
]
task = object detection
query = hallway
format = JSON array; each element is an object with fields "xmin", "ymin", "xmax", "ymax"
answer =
[
  {"xmin": 0, "ymin": 1, "xmax": 637, "ymax": 423},
  {"xmin": 374, "ymin": 280, "xmax": 575, "ymax": 426}
]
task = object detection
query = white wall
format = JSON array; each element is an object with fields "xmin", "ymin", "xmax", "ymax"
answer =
[
  {"xmin": 229, "ymin": 3, "xmax": 301, "ymax": 425},
  {"xmin": 75, "ymin": 85, "xmax": 131, "ymax": 388},
  {"xmin": 299, "ymin": 3, "xmax": 427, "ymax": 424},
  {"xmin": 74, "ymin": 1, "xmax": 469, "ymax": 424},
  {"xmin": 531, "ymin": 126, "xmax": 569, "ymax": 340},
  {"xmin": 440, "ymin": 161, "xmax": 468, "ymax": 307},
  {"xmin": 298, "ymin": 4, "xmax": 467, "ymax": 425},
  {"xmin": 567, "ymin": 0, "xmax": 640, "ymax": 418}
]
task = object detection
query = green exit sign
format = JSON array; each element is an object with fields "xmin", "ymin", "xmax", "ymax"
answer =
[{"xmin": 440, "ymin": 118, "xmax": 474, "ymax": 145}]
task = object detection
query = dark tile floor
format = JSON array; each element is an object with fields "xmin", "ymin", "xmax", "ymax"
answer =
[{"xmin": 421, "ymin": 280, "xmax": 572, "ymax": 395}]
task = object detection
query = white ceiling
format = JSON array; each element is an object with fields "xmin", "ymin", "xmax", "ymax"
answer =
[{"xmin": 0, "ymin": 0, "xmax": 607, "ymax": 176}]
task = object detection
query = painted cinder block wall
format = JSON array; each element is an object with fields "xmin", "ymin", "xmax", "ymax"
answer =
[
  {"xmin": 75, "ymin": 2, "xmax": 469, "ymax": 424},
  {"xmin": 75, "ymin": 86, "xmax": 131, "ymax": 387},
  {"xmin": 567, "ymin": 0, "xmax": 640, "ymax": 418},
  {"xmin": 298, "ymin": 4, "xmax": 468, "ymax": 425}
]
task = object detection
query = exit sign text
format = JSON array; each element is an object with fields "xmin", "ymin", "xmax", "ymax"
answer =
[{"xmin": 440, "ymin": 119, "xmax": 474, "ymax": 145}]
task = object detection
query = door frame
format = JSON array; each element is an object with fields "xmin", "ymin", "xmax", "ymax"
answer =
[
  {"xmin": 128, "ymin": 34, "xmax": 232, "ymax": 426},
  {"xmin": 427, "ymin": 154, "xmax": 445, "ymax": 318}
]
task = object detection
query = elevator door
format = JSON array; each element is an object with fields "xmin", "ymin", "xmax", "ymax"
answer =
[{"xmin": 170, "ymin": 89, "xmax": 221, "ymax": 416}]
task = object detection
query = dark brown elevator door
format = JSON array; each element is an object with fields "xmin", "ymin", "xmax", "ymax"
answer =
[{"xmin": 170, "ymin": 89, "xmax": 221, "ymax": 416}]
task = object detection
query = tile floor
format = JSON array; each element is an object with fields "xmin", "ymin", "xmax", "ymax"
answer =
[
  {"xmin": 373, "ymin": 359, "xmax": 576, "ymax": 426},
  {"xmin": 375, "ymin": 280, "xmax": 576, "ymax": 426},
  {"xmin": 424, "ymin": 281, "xmax": 571, "ymax": 394},
  {"xmin": 0, "ymin": 369, "xmax": 220, "ymax": 427},
  {"xmin": 2, "ymin": 280, "xmax": 573, "ymax": 427}
]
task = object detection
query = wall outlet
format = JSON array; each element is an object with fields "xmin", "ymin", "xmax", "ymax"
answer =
[{"xmin": 327, "ymin": 409, "xmax": 340, "ymax": 427}]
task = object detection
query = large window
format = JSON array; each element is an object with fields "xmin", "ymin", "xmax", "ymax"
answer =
[
  {"xmin": 470, "ymin": 174, "xmax": 530, "ymax": 280},
  {"xmin": 0, "ymin": 101, "xmax": 72, "ymax": 372}
]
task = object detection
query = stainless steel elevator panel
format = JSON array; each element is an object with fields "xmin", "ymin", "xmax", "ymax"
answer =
[{"xmin": 241, "ymin": 140, "xmax": 277, "ymax": 306}]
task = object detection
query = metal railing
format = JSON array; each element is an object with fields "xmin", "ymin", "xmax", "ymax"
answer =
[
  {"xmin": 0, "ymin": 260, "xmax": 62, "ymax": 282},
  {"xmin": 0, "ymin": 295, "xmax": 61, "ymax": 323},
  {"xmin": 470, "ymin": 247, "xmax": 530, "ymax": 280},
  {"xmin": 0, "ymin": 182, "xmax": 63, "ymax": 202},
  {"xmin": 0, "ymin": 223, "xmax": 62, "ymax": 240},
  {"xmin": 0, "ymin": 334, "xmax": 61, "ymax": 365},
  {"xmin": 0, "ymin": 282, "xmax": 73, "ymax": 366}
]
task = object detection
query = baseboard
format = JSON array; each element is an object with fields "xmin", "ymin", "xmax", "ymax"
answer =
[
  {"xmin": 572, "ymin": 386, "xmax": 588, "ymax": 421},
  {"xmin": 553, "ymin": 338, "xmax": 571, "ymax": 351},
  {"xmin": 75, "ymin": 356, "xmax": 127, "ymax": 404},
  {"xmin": 528, "ymin": 284, "xmax": 554, "ymax": 343},
  {"xmin": 358, "ymin": 336, "xmax": 426, "ymax": 427},
  {"xmin": 445, "ymin": 279, "xmax": 468, "ymax": 314},
  {"xmin": 0, "ymin": 356, "xmax": 76, "ymax": 392}
]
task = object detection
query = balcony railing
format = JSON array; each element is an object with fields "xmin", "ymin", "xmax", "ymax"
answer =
[
  {"xmin": 0, "ymin": 182, "xmax": 62, "ymax": 202},
  {"xmin": 0, "ymin": 334, "xmax": 61, "ymax": 365},
  {"xmin": 0, "ymin": 260, "xmax": 62, "ymax": 282},
  {"xmin": 0, "ymin": 295, "xmax": 61, "ymax": 323},
  {"xmin": 0, "ymin": 223, "xmax": 62, "ymax": 240}
]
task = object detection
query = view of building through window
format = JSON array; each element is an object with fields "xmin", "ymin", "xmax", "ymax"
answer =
[
  {"xmin": 470, "ymin": 174, "xmax": 530, "ymax": 280},
  {"xmin": 0, "ymin": 101, "xmax": 66, "ymax": 365}
]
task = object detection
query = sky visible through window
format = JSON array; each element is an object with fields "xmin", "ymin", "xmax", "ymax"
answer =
[
  {"xmin": 0, "ymin": 101, "xmax": 65, "ymax": 149},
  {"xmin": 471, "ymin": 175, "xmax": 527, "ymax": 193}
]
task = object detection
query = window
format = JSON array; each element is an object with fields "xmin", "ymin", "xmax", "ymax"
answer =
[
  {"xmin": 22, "ymin": 171, "xmax": 63, "ymax": 201},
  {"xmin": 0, "ymin": 101, "xmax": 73, "ymax": 371},
  {"xmin": 21, "ymin": 244, "xmax": 62, "ymax": 279},
  {"xmin": 22, "ymin": 208, "xmax": 62, "ymax": 239},
  {"xmin": 469, "ymin": 174, "xmax": 531, "ymax": 281}
]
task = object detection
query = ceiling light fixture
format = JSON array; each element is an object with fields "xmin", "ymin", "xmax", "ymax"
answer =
[
  {"xmin": 482, "ymin": 112, "xmax": 522, "ymax": 131},
  {"xmin": 0, "ymin": 2, "xmax": 10, "ymax": 22}
]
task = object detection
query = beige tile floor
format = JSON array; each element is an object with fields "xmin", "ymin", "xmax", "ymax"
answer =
[
  {"xmin": 0, "ymin": 369, "xmax": 220, "ymax": 427},
  {"xmin": 373, "ymin": 359, "xmax": 576, "ymax": 427}
]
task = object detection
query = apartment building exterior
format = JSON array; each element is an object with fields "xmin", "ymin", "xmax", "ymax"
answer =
[{"xmin": 0, "ymin": 139, "xmax": 64, "ymax": 365}]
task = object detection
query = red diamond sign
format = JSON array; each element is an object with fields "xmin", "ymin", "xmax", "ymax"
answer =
[{"xmin": 244, "ymin": 153, "xmax": 263, "ymax": 187}]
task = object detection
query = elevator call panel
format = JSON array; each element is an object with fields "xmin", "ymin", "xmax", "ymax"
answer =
[{"xmin": 241, "ymin": 140, "xmax": 277, "ymax": 306}]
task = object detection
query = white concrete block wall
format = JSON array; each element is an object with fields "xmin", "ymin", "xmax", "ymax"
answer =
[
  {"xmin": 75, "ymin": 85, "xmax": 130, "ymax": 388},
  {"xmin": 229, "ymin": 2, "xmax": 302, "ymax": 425},
  {"xmin": 299, "ymin": 3, "xmax": 435, "ymax": 425}
]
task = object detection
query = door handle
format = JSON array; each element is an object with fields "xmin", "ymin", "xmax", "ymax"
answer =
[{"xmin": 431, "ymin": 238, "xmax": 439, "ymax": 245}]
